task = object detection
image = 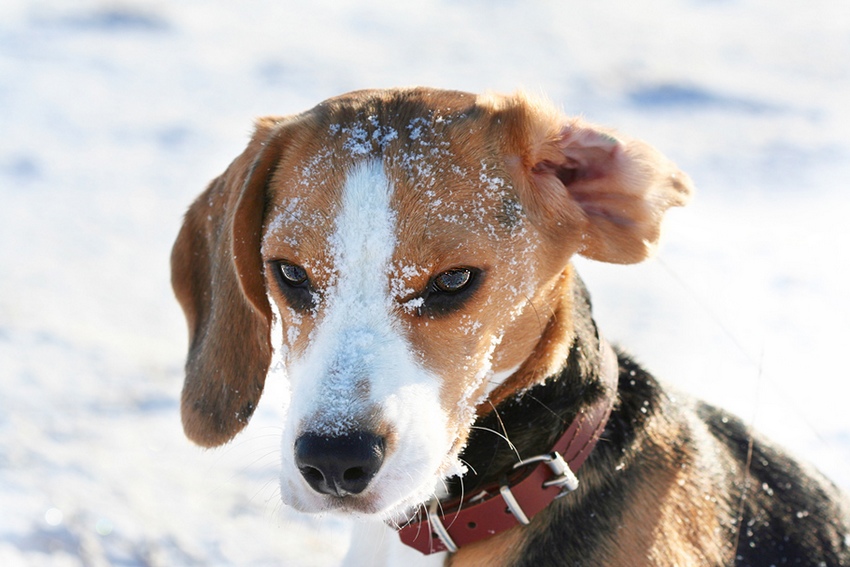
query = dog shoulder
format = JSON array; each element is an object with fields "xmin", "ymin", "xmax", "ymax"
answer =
[
  {"xmin": 698, "ymin": 404, "xmax": 850, "ymax": 564},
  {"xmin": 514, "ymin": 357, "xmax": 850, "ymax": 565}
]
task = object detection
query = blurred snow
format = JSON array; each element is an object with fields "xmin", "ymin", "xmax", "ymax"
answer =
[{"xmin": 1, "ymin": 0, "xmax": 848, "ymax": 565}]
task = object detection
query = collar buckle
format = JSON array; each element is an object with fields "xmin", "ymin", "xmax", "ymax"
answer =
[
  {"xmin": 499, "ymin": 450, "xmax": 581, "ymax": 526},
  {"xmin": 513, "ymin": 451, "xmax": 580, "ymax": 496}
]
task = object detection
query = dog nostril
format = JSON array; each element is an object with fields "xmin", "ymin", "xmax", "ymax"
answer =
[
  {"xmin": 294, "ymin": 431, "xmax": 386, "ymax": 497},
  {"xmin": 343, "ymin": 467, "xmax": 366, "ymax": 482},
  {"xmin": 300, "ymin": 466, "xmax": 325, "ymax": 485}
]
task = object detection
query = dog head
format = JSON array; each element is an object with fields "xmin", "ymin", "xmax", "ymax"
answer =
[{"xmin": 171, "ymin": 88, "xmax": 692, "ymax": 519}]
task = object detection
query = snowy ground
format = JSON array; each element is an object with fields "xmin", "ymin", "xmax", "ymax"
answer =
[{"xmin": 1, "ymin": 1, "xmax": 848, "ymax": 565}]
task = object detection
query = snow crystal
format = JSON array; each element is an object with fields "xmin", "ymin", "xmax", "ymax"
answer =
[
  {"xmin": 400, "ymin": 296, "xmax": 424, "ymax": 314},
  {"xmin": 339, "ymin": 118, "xmax": 398, "ymax": 158}
]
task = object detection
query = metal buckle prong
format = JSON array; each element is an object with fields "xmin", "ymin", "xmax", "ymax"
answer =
[
  {"xmin": 499, "ymin": 482, "xmax": 531, "ymax": 525},
  {"xmin": 427, "ymin": 498, "xmax": 458, "ymax": 553}
]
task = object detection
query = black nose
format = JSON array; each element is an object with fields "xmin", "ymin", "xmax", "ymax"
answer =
[{"xmin": 294, "ymin": 431, "xmax": 386, "ymax": 497}]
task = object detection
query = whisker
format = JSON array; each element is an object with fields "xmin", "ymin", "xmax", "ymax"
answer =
[
  {"xmin": 731, "ymin": 348, "xmax": 764, "ymax": 559},
  {"xmin": 459, "ymin": 457, "xmax": 477, "ymax": 477},
  {"xmin": 525, "ymin": 393, "xmax": 567, "ymax": 424},
  {"xmin": 470, "ymin": 423, "xmax": 521, "ymax": 462},
  {"xmin": 490, "ymin": 402, "xmax": 522, "ymax": 461}
]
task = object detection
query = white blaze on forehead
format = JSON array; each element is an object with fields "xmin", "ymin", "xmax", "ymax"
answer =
[{"xmin": 332, "ymin": 159, "xmax": 396, "ymax": 297}]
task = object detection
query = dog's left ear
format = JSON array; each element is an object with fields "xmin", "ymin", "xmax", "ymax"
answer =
[
  {"xmin": 518, "ymin": 118, "xmax": 694, "ymax": 264},
  {"xmin": 171, "ymin": 117, "xmax": 284, "ymax": 447}
]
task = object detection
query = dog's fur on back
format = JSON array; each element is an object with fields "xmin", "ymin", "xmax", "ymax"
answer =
[{"xmin": 172, "ymin": 88, "xmax": 850, "ymax": 566}]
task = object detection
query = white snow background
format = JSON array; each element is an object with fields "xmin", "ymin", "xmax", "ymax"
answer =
[{"xmin": 1, "ymin": 0, "xmax": 848, "ymax": 565}]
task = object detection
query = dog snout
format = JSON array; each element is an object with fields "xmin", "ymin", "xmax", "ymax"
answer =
[{"xmin": 294, "ymin": 430, "xmax": 386, "ymax": 497}]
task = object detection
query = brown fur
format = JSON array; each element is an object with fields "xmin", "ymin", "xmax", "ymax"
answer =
[
  {"xmin": 601, "ymin": 408, "xmax": 732, "ymax": 566},
  {"xmin": 481, "ymin": 266, "xmax": 576, "ymax": 410},
  {"xmin": 447, "ymin": 525, "xmax": 526, "ymax": 567}
]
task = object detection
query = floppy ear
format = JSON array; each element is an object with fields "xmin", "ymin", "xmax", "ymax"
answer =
[
  {"xmin": 171, "ymin": 117, "xmax": 283, "ymax": 447},
  {"xmin": 520, "ymin": 118, "xmax": 693, "ymax": 264}
]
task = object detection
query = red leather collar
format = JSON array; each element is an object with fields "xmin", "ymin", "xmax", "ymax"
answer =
[{"xmin": 396, "ymin": 339, "xmax": 619, "ymax": 555}]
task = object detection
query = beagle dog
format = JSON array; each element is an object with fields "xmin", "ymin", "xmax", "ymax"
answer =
[{"xmin": 172, "ymin": 88, "xmax": 850, "ymax": 566}]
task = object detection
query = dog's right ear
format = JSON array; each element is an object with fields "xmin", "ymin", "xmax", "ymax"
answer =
[
  {"xmin": 171, "ymin": 117, "xmax": 284, "ymax": 447},
  {"xmin": 522, "ymin": 118, "xmax": 693, "ymax": 264}
]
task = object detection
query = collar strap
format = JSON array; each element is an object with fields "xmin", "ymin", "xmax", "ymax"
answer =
[{"xmin": 396, "ymin": 339, "xmax": 619, "ymax": 555}]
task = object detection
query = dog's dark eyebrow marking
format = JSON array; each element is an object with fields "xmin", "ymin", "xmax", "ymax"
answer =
[{"xmin": 496, "ymin": 196, "xmax": 524, "ymax": 230}]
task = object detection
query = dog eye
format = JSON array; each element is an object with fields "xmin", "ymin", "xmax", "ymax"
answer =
[
  {"xmin": 279, "ymin": 262, "xmax": 308, "ymax": 286},
  {"xmin": 419, "ymin": 268, "xmax": 482, "ymax": 316},
  {"xmin": 271, "ymin": 261, "xmax": 314, "ymax": 311},
  {"xmin": 432, "ymin": 268, "xmax": 472, "ymax": 293}
]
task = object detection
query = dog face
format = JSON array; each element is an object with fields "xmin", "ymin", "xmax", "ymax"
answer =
[{"xmin": 172, "ymin": 88, "xmax": 692, "ymax": 520}]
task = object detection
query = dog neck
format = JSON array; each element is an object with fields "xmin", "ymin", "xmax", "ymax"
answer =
[
  {"xmin": 456, "ymin": 274, "xmax": 611, "ymax": 495},
  {"xmin": 396, "ymin": 274, "xmax": 620, "ymax": 554}
]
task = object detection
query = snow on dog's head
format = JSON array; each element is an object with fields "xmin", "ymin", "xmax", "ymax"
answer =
[{"xmin": 172, "ymin": 88, "xmax": 692, "ymax": 519}]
